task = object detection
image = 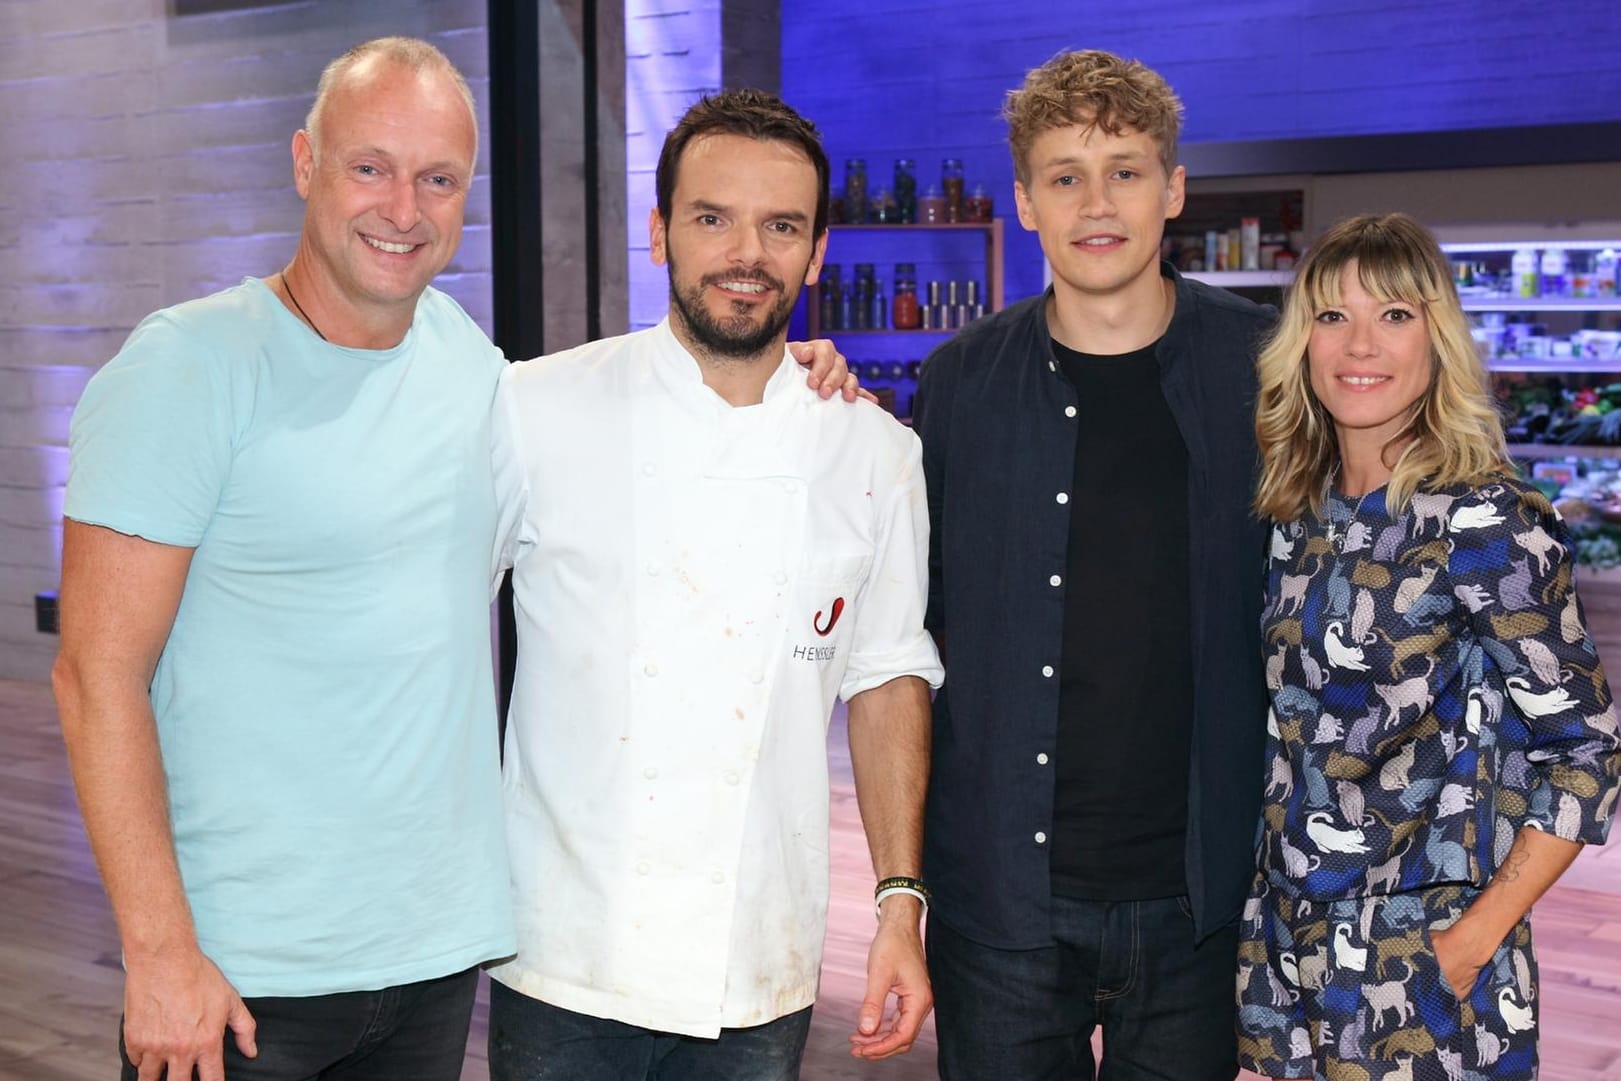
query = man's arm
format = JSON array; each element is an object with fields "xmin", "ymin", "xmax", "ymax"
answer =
[
  {"xmin": 844, "ymin": 673, "xmax": 932, "ymax": 1060},
  {"xmin": 53, "ymin": 520, "xmax": 256, "ymax": 1081}
]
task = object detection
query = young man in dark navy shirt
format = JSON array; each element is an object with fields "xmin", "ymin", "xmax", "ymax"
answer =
[{"xmin": 912, "ymin": 50, "xmax": 1275, "ymax": 1080}]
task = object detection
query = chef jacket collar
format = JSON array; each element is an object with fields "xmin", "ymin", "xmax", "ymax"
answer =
[{"xmin": 651, "ymin": 318, "xmax": 815, "ymax": 482}]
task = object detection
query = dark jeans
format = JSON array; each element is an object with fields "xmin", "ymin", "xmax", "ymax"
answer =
[
  {"xmin": 928, "ymin": 894, "xmax": 1240, "ymax": 1081},
  {"xmin": 486, "ymin": 980, "xmax": 812, "ymax": 1081},
  {"xmin": 118, "ymin": 966, "xmax": 478, "ymax": 1081}
]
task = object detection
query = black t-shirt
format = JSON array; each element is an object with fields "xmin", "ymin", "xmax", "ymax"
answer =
[{"xmin": 1048, "ymin": 337, "xmax": 1194, "ymax": 900}]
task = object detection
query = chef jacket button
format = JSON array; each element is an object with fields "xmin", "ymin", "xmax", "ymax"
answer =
[
  {"xmin": 644, "ymin": 766, "xmax": 658, "ymax": 780},
  {"xmin": 723, "ymin": 769, "xmax": 739, "ymax": 786},
  {"xmin": 1036, "ymin": 752, "xmax": 1049, "ymax": 765},
  {"xmin": 1049, "ymin": 574, "xmax": 1062, "ymax": 587},
  {"xmin": 1064, "ymin": 405, "xmax": 1077, "ymax": 418},
  {"xmin": 643, "ymin": 662, "xmax": 659, "ymax": 678},
  {"xmin": 1041, "ymin": 665, "xmax": 1054, "ymax": 678},
  {"xmin": 774, "ymin": 571, "xmax": 788, "ymax": 585},
  {"xmin": 750, "ymin": 672, "xmax": 765, "ymax": 685},
  {"xmin": 1034, "ymin": 831, "xmax": 1047, "ymax": 844},
  {"xmin": 1055, "ymin": 492, "xmax": 1069, "ymax": 505},
  {"xmin": 645, "ymin": 562, "xmax": 660, "ymax": 576},
  {"xmin": 712, "ymin": 870, "xmax": 726, "ymax": 884},
  {"xmin": 636, "ymin": 861, "xmax": 651, "ymax": 875},
  {"xmin": 642, "ymin": 462, "xmax": 656, "ymax": 477}
]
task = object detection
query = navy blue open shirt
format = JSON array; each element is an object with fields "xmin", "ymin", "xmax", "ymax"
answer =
[{"xmin": 913, "ymin": 264, "xmax": 1276, "ymax": 946}]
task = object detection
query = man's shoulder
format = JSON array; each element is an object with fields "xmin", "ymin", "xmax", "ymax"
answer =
[
  {"xmin": 95, "ymin": 281, "xmax": 276, "ymax": 384},
  {"xmin": 415, "ymin": 285, "xmax": 495, "ymax": 343},
  {"xmin": 1178, "ymin": 275, "xmax": 1279, "ymax": 333},
  {"xmin": 499, "ymin": 326, "xmax": 654, "ymax": 395},
  {"xmin": 135, "ymin": 280, "xmax": 276, "ymax": 345}
]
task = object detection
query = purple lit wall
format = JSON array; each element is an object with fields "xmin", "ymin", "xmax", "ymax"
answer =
[
  {"xmin": 624, "ymin": 1, "xmax": 723, "ymax": 330},
  {"xmin": 780, "ymin": 0, "xmax": 1621, "ymax": 309},
  {"xmin": 0, "ymin": 1, "xmax": 492, "ymax": 681}
]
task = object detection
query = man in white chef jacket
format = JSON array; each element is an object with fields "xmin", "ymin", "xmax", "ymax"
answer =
[{"xmin": 486, "ymin": 89, "xmax": 943, "ymax": 1080}]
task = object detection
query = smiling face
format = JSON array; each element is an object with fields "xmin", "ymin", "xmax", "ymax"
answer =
[
  {"xmin": 1308, "ymin": 260, "xmax": 1435, "ymax": 461},
  {"xmin": 292, "ymin": 58, "xmax": 476, "ymax": 331},
  {"xmin": 1013, "ymin": 120, "xmax": 1184, "ymax": 300},
  {"xmin": 651, "ymin": 132, "xmax": 825, "ymax": 362}
]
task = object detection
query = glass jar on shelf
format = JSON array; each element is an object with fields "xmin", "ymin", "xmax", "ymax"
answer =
[
  {"xmin": 941, "ymin": 158, "xmax": 964, "ymax": 222},
  {"xmin": 844, "ymin": 159, "xmax": 868, "ymax": 224},
  {"xmin": 965, "ymin": 183, "xmax": 993, "ymax": 222},
  {"xmin": 892, "ymin": 263, "xmax": 920, "ymax": 329},
  {"xmin": 919, "ymin": 185, "xmax": 947, "ymax": 224},
  {"xmin": 893, "ymin": 159, "xmax": 917, "ymax": 224}
]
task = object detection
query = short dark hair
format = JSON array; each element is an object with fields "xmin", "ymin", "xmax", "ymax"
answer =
[{"xmin": 655, "ymin": 90, "xmax": 830, "ymax": 239}]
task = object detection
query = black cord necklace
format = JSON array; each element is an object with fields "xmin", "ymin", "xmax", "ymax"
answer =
[{"xmin": 280, "ymin": 273, "xmax": 328, "ymax": 342}]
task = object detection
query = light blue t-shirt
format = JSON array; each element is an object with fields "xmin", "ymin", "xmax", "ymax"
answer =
[{"xmin": 64, "ymin": 278, "xmax": 515, "ymax": 996}]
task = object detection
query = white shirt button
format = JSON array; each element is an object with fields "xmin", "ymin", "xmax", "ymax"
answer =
[
  {"xmin": 1036, "ymin": 753, "xmax": 1049, "ymax": 765},
  {"xmin": 1034, "ymin": 831, "xmax": 1047, "ymax": 844},
  {"xmin": 1041, "ymin": 665, "xmax": 1054, "ymax": 678},
  {"xmin": 712, "ymin": 870, "xmax": 726, "ymax": 884},
  {"xmin": 1055, "ymin": 492, "xmax": 1069, "ymax": 505},
  {"xmin": 1064, "ymin": 405, "xmax": 1077, "ymax": 418},
  {"xmin": 723, "ymin": 769, "xmax": 739, "ymax": 786},
  {"xmin": 1048, "ymin": 360, "xmax": 1056, "ymax": 372},
  {"xmin": 636, "ymin": 861, "xmax": 651, "ymax": 875},
  {"xmin": 645, "ymin": 562, "xmax": 659, "ymax": 576},
  {"xmin": 774, "ymin": 571, "xmax": 789, "ymax": 585},
  {"xmin": 1049, "ymin": 574, "xmax": 1062, "ymax": 587},
  {"xmin": 643, "ymin": 766, "xmax": 658, "ymax": 780},
  {"xmin": 643, "ymin": 662, "xmax": 659, "ymax": 678}
]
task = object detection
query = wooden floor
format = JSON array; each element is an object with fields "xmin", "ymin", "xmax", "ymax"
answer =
[{"xmin": 3, "ymin": 676, "xmax": 1619, "ymax": 1080}]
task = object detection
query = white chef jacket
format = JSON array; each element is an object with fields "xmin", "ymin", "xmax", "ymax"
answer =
[{"xmin": 486, "ymin": 319, "xmax": 943, "ymax": 1038}]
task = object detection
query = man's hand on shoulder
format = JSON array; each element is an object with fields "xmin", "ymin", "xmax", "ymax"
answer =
[
  {"xmin": 849, "ymin": 895, "xmax": 932, "ymax": 1060},
  {"xmin": 788, "ymin": 339, "xmax": 878, "ymax": 404},
  {"xmin": 123, "ymin": 944, "xmax": 256, "ymax": 1081}
]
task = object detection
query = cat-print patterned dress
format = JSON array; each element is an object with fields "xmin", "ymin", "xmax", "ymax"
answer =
[{"xmin": 1239, "ymin": 476, "xmax": 1621, "ymax": 1081}]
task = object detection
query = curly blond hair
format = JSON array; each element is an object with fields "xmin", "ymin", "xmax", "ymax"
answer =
[
  {"xmin": 1003, "ymin": 50, "xmax": 1183, "ymax": 184},
  {"xmin": 1253, "ymin": 213, "xmax": 1510, "ymax": 522}
]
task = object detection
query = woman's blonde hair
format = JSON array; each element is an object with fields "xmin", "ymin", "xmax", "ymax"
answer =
[{"xmin": 1253, "ymin": 212, "xmax": 1509, "ymax": 522}]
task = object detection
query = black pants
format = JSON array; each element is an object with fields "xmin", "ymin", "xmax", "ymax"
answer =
[
  {"xmin": 928, "ymin": 895, "xmax": 1240, "ymax": 1081},
  {"xmin": 119, "ymin": 966, "xmax": 478, "ymax": 1081},
  {"xmin": 487, "ymin": 981, "xmax": 813, "ymax": 1081}
]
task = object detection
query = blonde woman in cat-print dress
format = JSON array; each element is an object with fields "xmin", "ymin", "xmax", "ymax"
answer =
[{"xmin": 1240, "ymin": 213, "xmax": 1621, "ymax": 1081}]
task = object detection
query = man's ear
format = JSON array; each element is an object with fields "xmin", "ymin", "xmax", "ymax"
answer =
[
  {"xmin": 649, "ymin": 206, "xmax": 669, "ymax": 267},
  {"xmin": 1013, "ymin": 179, "xmax": 1038, "ymax": 233},
  {"xmin": 292, "ymin": 129, "xmax": 317, "ymax": 200},
  {"xmin": 804, "ymin": 231, "xmax": 828, "ymax": 286}
]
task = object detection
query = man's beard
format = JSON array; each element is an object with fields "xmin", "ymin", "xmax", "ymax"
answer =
[{"xmin": 667, "ymin": 257, "xmax": 800, "ymax": 360}]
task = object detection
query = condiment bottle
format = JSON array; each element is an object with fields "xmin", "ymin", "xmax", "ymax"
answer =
[
  {"xmin": 844, "ymin": 159, "xmax": 868, "ymax": 224},
  {"xmin": 965, "ymin": 184, "xmax": 993, "ymax": 222},
  {"xmin": 893, "ymin": 159, "xmax": 917, "ymax": 224},
  {"xmin": 919, "ymin": 185, "xmax": 947, "ymax": 224},
  {"xmin": 941, "ymin": 158, "xmax": 964, "ymax": 222},
  {"xmin": 892, "ymin": 264, "xmax": 920, "ymax": 329}
]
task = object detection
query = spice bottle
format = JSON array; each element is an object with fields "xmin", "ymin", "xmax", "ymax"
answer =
[
  {"xmin": 892, "ymin": 263, "xmax": 920, "ymax": 329},
  {"xmin": 941, "ymin": 158, "xmax": 964, "ymax": 222},
  {"xmin": 965, "ymin": 183, "xmax": 993, "ymax": 222},
  {"xmin": 819, "ymin": 265, "xmax": 841, "ymax": 331},
  {"xmin": 919, "ymin": 185, "xmax": 947, "ymax": 224},
  {"xmin": 893, "ymin": 159, "xmax": 918, "ymax": 224},
  {"xmin": 844, "ymin": 159, "xmax": 868, "ymax": 225}
]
